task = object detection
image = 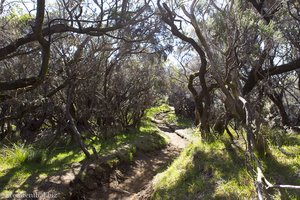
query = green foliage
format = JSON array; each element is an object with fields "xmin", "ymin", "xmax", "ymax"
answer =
[
  {"xmin": 27, "ymin": 149, "xmax": 48, "ymax": 164},
  {"xmin": 5, "ymin": 4, "xmax": 32, "ymax": 22},
  {"xmin": 145, "ymin": 103, "xmax": 173, "ymax": 119},
  {"xmin": 107, "ymin": 158, "xmax": 120, "ymax": 168},
  {"xmin": 134, "ymin": 130, "xmax": 167, "ymax": 152},
  {"xmin": 263, "ymin": 147, "xmax": 300, "ymax": 199},
  {"xmin": 6, "ymin": 12, "xmax": 32, "ymax": 28},
  {"xmin": 19, "ymin": 14, "xmax": 32, "ymax": 24},
  {"xmin": 113, "ymin": 145, "xmax": 136, "ymax": 165},
  {"xmin": 238, "ymin": 9, "xmax": 258, "ymax": 29}
]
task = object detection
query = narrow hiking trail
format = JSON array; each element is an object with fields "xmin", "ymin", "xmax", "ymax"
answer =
[
  {"xmin": 90, "ymin": 146, "xmax": 180, "ymax": 200},
  {"xmin": 88, "ymin": 112, "xmax": 194, "ymax": 200},
  {"xmin": 20, "ymin": 111, "xmax": 193, "ymax": 200}
]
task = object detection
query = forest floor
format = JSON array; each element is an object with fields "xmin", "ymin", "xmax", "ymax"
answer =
[{"xmin": 0, "ymin": 105, "xmax": 194, "ymax": 199}]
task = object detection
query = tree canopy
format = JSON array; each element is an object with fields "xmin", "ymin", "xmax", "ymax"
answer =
[{"xmin": 0, "ymin": 0, "xmax": 299, "ymax": 199}]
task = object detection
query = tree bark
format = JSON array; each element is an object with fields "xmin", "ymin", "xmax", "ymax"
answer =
[
  {"xmin": 66, "ymin": 83, "xmax": 91, "ymax": 158},
  {"xmin": 267, "ymin": 92, "xmax": 290, "ymax": 126}
]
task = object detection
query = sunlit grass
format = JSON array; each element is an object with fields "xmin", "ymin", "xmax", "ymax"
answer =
[
  {"xmin": 152, "ymin": 130, "xmax": 300, "ymax": 199},
  {"xmin": 146, "ymin": 103, "xmax": 193, "ymax": 128},
  {"xmin": 152, "ymin": 138, "xmax": 255, "ymax": 199},
  {"xmin": 0, "ymin": 143, "xmax": 31, "ymax": 167},
  {"xmin": 263, "ymin": 133, "xmax": 300, "ymax": 199}
]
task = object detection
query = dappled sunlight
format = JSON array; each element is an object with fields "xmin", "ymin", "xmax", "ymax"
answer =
[{"xmin": 0, "ymin": 1, "xmax": 299, "ymax": 198}]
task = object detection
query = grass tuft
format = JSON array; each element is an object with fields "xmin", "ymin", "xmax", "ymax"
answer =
[{"xmin": 0, "ymin": 143, "xmax": 31, "ymax": 167}]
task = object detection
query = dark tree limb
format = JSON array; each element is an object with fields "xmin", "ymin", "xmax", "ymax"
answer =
[
  {"xmin": 243, "ymin": 58, "xmax": 300, "ymax": 95},
  {"xmin": 0, "ymin": 23, "xmax": 123, "ymax": 61},
  {"xmin": 267, "ymin": 92, "xmax": 290, "ymax": 126},
  {"xmin": 247, "ymin": 0, "xmax": 282, "ymax": 24}
]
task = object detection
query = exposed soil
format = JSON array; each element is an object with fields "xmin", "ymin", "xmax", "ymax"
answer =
[
  {"xmin": 14, "ymin": 163, "xmax": 82, "ymax": 199},
  {"xmin": 157, "ymin": 124, "xmax": 188, "ymax": 149},
  {"xmin": 89, "ymin": 145, "xmax": 180, "ymax": 200},
  {"xmin": 91, "ymin": 115, "xmax": 193, "ymax": 199}
]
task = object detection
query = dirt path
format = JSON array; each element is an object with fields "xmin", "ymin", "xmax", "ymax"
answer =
[
  {"xmin": 89, "ymin": 145, "xmax": 180, "ymax": 200},
  {"xmin": 92, "ymin": 116, "xmax": 193, "ymax": 200},
  {"xmin": 25, "ymin": 113, "xmax": 193, "ymax": 200},
  {"xmin": 156, "ymin": 123, "xmax": 192, "ymax": 149}
]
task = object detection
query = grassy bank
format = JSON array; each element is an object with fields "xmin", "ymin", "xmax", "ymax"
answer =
[{"xmin": 152, "ymin": 129, "xmax": 300, "ymax": 199}]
